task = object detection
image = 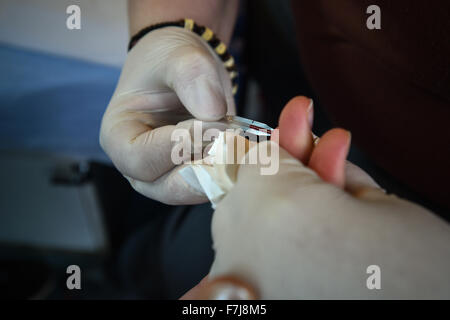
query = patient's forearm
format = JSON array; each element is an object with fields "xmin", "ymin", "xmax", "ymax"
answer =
[{"xmin": 128, "ymin": 0, "xmax": 239, "ymax": 44}]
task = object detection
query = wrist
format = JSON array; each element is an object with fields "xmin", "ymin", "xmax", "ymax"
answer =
[{"xmin": 128, "ymin": 0, "xmax": 239, "ymax": 44}]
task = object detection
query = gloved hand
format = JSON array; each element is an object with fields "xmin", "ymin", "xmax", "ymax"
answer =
[
  {"xmin": 100, "ymin": 27, "xmax": 235, "ymax": 204},
  {"xmin": 206, "ymin": 97, "xmax": 450, "ymax": 299}
]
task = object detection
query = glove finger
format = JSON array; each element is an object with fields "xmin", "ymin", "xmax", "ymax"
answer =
[
  {"xmin": 118, "ymin": 28, "xmax": 235, "ymax": 120},
  {"xmin": 125, "ymin": 164, "xmax": 208, "ymax": 205},
  {"xmin": 102, "ymin": 115, "xmax": 230, "ymax": 187},
  {"xmin": 101, "ymin": 118, "xmax": 182, "ymax": 182},
  {"xmin": 163, "ymin": 30, "xmax": 235, "ymax": 120}
]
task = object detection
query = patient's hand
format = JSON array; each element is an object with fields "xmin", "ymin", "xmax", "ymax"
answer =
[{"xmin": 182, "ymin": 96, "xmax": 450, "ymax": 299}]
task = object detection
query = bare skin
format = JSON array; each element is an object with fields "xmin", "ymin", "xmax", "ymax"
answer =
[
  {"xmin": 128, "ymin": 0, "xmax": 239, "ymax": 43},
  {"xmin": 182, "ymin": 97, "xmax": 449, "ymax": 299}
]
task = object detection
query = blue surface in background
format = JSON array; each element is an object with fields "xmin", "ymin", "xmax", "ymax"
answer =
[{"xmin": 0, "ymin": 44, "xmax": 120, "ymax": 162}]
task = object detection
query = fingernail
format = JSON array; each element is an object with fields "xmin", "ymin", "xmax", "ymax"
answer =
[
  {"xmin": 270, "ymin": 128, "xmax": 280, "ymax": 144},
  {"xmin": 307, "ymin": 99, "xmax": 314, "ymax": 129},
  {"xmin": 207, "ymin": 283, "xmax": 254, "ymax": 300}
]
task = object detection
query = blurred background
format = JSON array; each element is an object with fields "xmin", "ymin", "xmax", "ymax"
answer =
[{"xmin": 1, "ymin": 0, "xmax": 424, "ymax": 299}]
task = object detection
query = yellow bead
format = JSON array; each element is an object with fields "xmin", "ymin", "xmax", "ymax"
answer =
[
  {"xmin": 184, "ymin": 18, "xmax": 194, "ymax": 31},
  {"xmin": 215, "ymin": 42, "xmax": 226, "ymax": 55},
  {"xmin": 202, "ymin": 27, "xmax": 214, "ymax": 41},
  {"xmin": 232, "ymin": 84, "xmax": 238, "ymax": 95},
  {"xmin": 224, "ymin": 56, "xmax": 235, "ymax": 68}
]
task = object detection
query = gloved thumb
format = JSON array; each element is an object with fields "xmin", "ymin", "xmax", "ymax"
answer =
[{"xmin": 167, "ymin": 48, "xmax": 231, "ymax": 121}]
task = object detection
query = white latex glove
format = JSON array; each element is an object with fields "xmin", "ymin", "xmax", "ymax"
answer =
[
  {"xmin": 208, "ymin": 140, "xmax": 450, "ymax": 299},
  {"xmin": 100, "ymin": 27, "xmax": 235, "ymax": 204}
]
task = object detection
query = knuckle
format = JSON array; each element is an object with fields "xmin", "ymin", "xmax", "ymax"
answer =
[{"xmin": 171, "ymin": 48, "xmax": 216, "ymax": 82}]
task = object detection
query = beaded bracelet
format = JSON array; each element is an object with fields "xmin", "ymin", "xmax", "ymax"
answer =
[{"xmin": 128, "ymin": 18, "xmax": 238, "ymax": 95}]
